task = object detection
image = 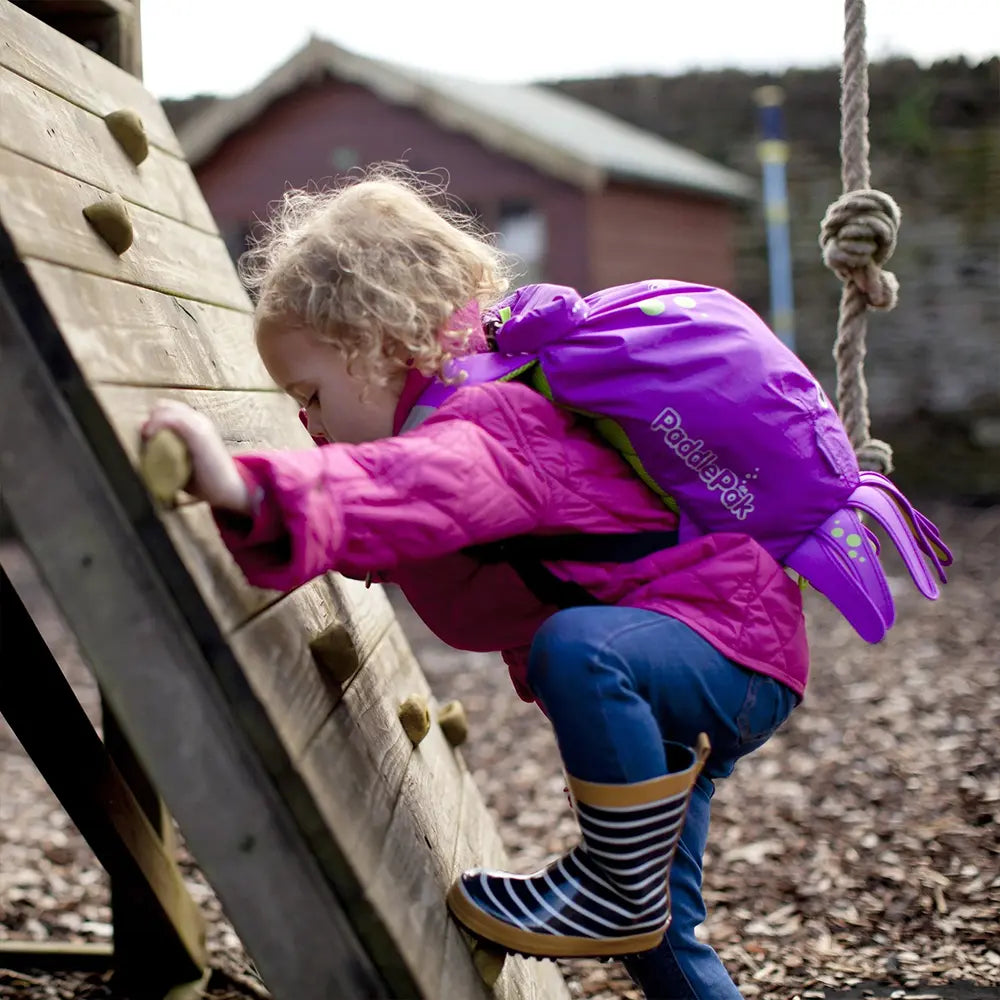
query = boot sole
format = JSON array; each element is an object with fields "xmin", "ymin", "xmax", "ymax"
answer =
[{"xmin": 447, "ymin": 881, "xmax": 666, "ymax": 959}]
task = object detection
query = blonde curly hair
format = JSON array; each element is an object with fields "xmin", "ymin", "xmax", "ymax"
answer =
[{"xmin": 239, "ymin": 165, "xmax": 512, "ymax": 385}]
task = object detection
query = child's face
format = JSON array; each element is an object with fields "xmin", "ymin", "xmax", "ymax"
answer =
[{"xmin": 257, "ymin": 321, "xmax": 404, "ymax": 445}]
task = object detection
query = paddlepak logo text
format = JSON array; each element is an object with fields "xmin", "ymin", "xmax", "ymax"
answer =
[{"xmin": 651, "ymin": 407, "xmax": 756, "ymax": 520}]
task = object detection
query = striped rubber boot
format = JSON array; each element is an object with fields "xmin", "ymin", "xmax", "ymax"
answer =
[{"xmin": 447, "ymin": 733, "xmax": 709, "ymax": 959}]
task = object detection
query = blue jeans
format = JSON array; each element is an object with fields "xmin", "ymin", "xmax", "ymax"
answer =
[{"xmin": 526, "ymin": 606, "xmax": 798, "ymax": 1000}]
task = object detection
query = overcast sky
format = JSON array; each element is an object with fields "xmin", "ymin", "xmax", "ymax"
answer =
[{"xmin": 141, "ymin": 0, "xmax": 998, "ymax": 99}]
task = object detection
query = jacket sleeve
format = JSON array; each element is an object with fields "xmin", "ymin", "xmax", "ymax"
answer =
[{"xmin": 213, "ymin": 387, "xmax": 553, "ymax": 591}]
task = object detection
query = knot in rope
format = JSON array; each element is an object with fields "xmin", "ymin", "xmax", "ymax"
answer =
[
  {"xmin": 820, "ymin": 189, "xmax": 901, "ymax": 310},
  {"xmin": 854, "ymin": 437, "xmax": 895, "ymax": 474}
]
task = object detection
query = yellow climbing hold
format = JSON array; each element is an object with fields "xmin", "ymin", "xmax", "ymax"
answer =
[
  {"xmin": 83, "ymin": 194, "xmax": 133, "ymax": 255},
  {"xmin": 309, "ymin": 624, "xmax": 360, "ymax": 684},
  {"xmin": 140, "ymin": 428, "xmax": 191, "ymax": 505},
  {"xmin": 471, "ymin": 940, "xmax": 506, "ymax": 986},
  {"xmin": 398, "ymin": 694, "xmax": 431, "ymax": 745},
  {"xmin": 438, "ymin": 700, "xmax": 469, "ymax": 747},
  {"xmin": 104, "ymin": 109, "xmax": 149, "ymax": 165}
]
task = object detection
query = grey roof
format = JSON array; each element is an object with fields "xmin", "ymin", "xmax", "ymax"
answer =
[{"xmin": 178, "ymin": 37, "xmax": 755, "ymax": 202}]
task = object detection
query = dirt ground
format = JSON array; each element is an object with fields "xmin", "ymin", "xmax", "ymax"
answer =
[{"xmin": 1, "ymin": 502, "xmax": 998, "ymax": 1000}]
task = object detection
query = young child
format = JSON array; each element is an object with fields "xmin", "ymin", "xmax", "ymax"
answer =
[{"xmin": 142, "ymin": 170, "xmax": 805, "ymax": 999}]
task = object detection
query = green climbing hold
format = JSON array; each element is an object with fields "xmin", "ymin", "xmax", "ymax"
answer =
[{"xmin": 499, "ymin": 305, "xmax": 512, "ymax": 323}]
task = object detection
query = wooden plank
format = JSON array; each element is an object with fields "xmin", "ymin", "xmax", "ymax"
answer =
[
  {"xmin": 26, "ymin": 262, "xmax": 272, "ymax": 390},
  {"xmin": 0, "ymin": 147, "xmax": 248, "ymax": 310},
  {"xmin": 94, "ymin": 384, "xmax": 302, "ymax": 462},
  {"xmin": 90, "ymin": 380, "xmax": 354, "ymax": 640},
  {"xmin": 229, "ymin": 576, "xmax": 395, "ymax": 758},
  {"xmin": 0, "ymin": 566, "xmax": 207, "ymax": 991},
  {"xmin": 160, "ymin": 502, "xmax": 279, "ymax": 632},
  {"xmin": 298, "ymin": 621, "xmax": 468, "ymax": 999},
  {"xmin": 16, "ymin": 0, "xmax": 137, "ymax": 16},
  {"xmin": 0, "ymin": 941, "xmax": 115, "ymax": 971},
  {"xmin": 88, "ymin": 384, "xmax": 307, "ymax": 631},
  {"xmin": 2, "ymin": 234, "xmax": 399, "ymax": 1000},
  {"xmin": 0, "ymin": 65, "xmax": 216, "ymax": 231},
  {"xmin": 299, "ymin": 624, "xmax": 505, "ymax": 1000},
  {"xmin": 78, "ymin": 478, "xmax": 389, "ymax": 650},
  {"xmin": 0, "ymin": 0, "xmax": 181, "ymax": 156},
  {"xmin": 375, "ymin": 630, "xmax": 474, "ymax": 1000}
]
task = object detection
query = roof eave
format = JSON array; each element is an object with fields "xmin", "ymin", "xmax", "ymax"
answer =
[
  {"xmin": 413, "ymin": 89, "xmax": 606, "ymax": 192},
  {"xmin": 604, "ymin": 167, "xmax": 758, "ymax": 204}
]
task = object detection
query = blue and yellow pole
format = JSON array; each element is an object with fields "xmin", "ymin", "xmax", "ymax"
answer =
[{"xmin": 754, "ymin": 85, "xmax": 796, "ymax": 352}]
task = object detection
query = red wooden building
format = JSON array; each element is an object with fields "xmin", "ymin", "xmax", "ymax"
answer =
[{"xmin": 177, "ymin": 38, "xmax": 755, "ymax": 293}]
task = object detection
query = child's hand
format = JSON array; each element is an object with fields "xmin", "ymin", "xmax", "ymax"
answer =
[{"xmin": 141, "ymin": 400, "xmax": 250, "ymax": 514}]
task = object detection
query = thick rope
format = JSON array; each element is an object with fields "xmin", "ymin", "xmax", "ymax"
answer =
[{"xmin": 819, "ymin": 0, "xmax": 900, "ymax": 474}]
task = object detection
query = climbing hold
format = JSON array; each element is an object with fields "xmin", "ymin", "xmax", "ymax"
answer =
[
  {"xmin": 140, "ymin": 428, "xmax": 191, "ymax": 505},
  {"xmin": 309, "ymin": 623, "xmax": 359, "ymax": 684},
  {"xmin": 470, "ymin": 940, "xmax": 506, "ymax": 986},
  {"xmin": 83, "ymin": 194, "xmax": 133, "ymax": 255},
  {"xmin": 104, "ymin": 109, "xmax": 149, "ymax": 165},
  {"xmin": 438, "ymin": 700, "xmax": 468, "ymax": 747},
  {"xmin": 398, "ymin": 694, "xmax": 430, "ymax": 745}
]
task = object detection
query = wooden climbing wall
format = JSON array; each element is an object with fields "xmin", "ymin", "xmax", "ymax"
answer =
[{"xmin": 0, "ymin": 4, "xmax": 570, "ymax": 998}]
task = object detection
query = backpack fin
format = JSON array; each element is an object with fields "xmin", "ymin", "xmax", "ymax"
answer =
[
  {"xmin": 856, "ymin": 472, "xmax": 953, "ymax": 577},
  {"xmin": 862, "ymin": 523, "xmax": 882, "ymax": 555},
  {"xmin": 784, "ymin": 507, "xmax": 893, "ymax": 643},
  {"xmin": 847, "ymin": 480, "xmax": 951, "ymax": 599}
]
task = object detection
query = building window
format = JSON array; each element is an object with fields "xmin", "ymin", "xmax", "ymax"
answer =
[
  {"xmin": 497, "ymin": 199, "xmax": 547, "ymax": 284},
  {"xmin": 330, "ymin": 146, "xmax": 360, "ymax": 171}
]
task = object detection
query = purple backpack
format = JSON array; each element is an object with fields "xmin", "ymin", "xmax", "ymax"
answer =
[{"xmin": 410, "ymin": 281, "xmax": 952, "ymax": 642}]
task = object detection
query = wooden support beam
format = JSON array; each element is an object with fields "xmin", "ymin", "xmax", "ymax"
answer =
[
  {"xmin": 0, "ymin": 566, "xmax": 207, "ymax": 994},
  {"xmin": 102, "ymin": 696, "xmax": 191, "ymax": 994},
  {"xmin": 0, "ymin": 940, "xmax": 115, "ymax": 972},
  {"xmin": 11, "ymin": 0, "xmax": 142, "ymax": 78}
]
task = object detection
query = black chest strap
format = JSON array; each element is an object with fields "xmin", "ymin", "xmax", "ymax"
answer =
[{"xmin": 463, "ymin": 531, "xmax": 680, "ymax": 609}]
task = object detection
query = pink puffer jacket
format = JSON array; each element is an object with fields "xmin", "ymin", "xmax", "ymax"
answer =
[{"xmin": 216, "ymin": 378, "xmax": 809, "ymax": 702}]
